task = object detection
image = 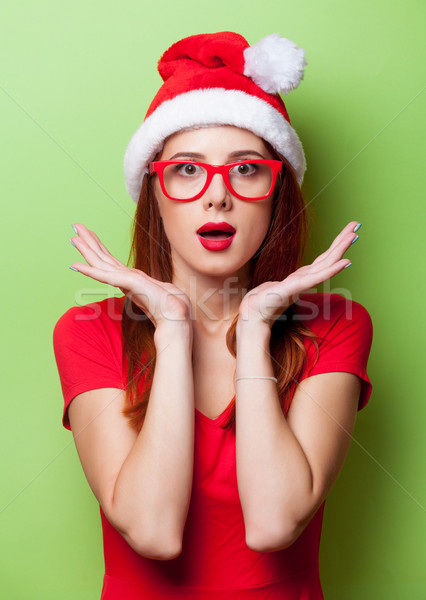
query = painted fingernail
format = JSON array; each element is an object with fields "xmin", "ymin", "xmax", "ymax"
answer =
[
  {"xmin": 70, "ymin": 238, "xmax": 76, "ymax": 248},
  {"xmin": 69, "ymin": 266, "xmax": 79, "ymax": 272},
  {"xmin": 72, "ymin": 224, "xmax": 78, "ymax": 233},
  {"xmin": 353, "ymin": 223, "xmax": 362, "ymax": 232},
  {"xmin": 351, "ymin": 235, "xmax": 359, "ymax": 244},
  {"xmin": 344, "ymin": 262, "xmax": 352, "ymax": 269}
]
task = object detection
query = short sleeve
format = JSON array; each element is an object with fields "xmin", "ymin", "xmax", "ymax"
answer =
[
  {"xmin": 298, "ymin": 294, "xmax": 373, "ymax": 410},
  {"xmin": 53, "ymin": 297, "xmax": 126, "ymax": 430}
]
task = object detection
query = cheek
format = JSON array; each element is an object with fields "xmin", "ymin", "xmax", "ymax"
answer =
[
  {"xmin": 257, "ymin": 202, "xmax": 274, "ymax": 245},
  {"xmin": 156, "ymin": 200, "xmax": 194, "ymax": 249},
  {"xmin": 252, "ymin": 201, "xmax": 274, "ymax": 238},
  {"xmin": 157, "ymin": 206, "xmax": 178, "ymax": 239},
  {"xmin": 155, "ymin": 182, "xmax": 191, "ymax": 227},
  {"xmin": 155, "ymin": 189, "xmax": 181, "ymax": 234},
  {"xmin": 238, "ymin": 203, "xmax": 273, "ymax": 258}
]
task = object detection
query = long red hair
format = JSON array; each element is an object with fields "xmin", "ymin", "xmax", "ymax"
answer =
[{"xmin": 122, "ymin": 154, "xmax": 317, "ymax": 430}]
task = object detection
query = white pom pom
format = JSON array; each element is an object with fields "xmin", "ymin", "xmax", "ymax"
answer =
[{"xmin": 243, "ymin": 34, "xmax": 307, "ymax": 95}]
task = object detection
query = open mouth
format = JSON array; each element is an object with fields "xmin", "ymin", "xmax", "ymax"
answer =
[
  {"xmin": 197, "ymin": 230, "xmax": 234, "ymax": 240},
  {"xmin": 196, "ymin": 222, "xmax": 236, "ymax": 251},
  {"xmin": 197, "ymin": 222, "xmax": 236, "ymax": 240}
]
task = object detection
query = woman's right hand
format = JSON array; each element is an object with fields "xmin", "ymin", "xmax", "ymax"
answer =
[{"xmin": 70, "ymin": 223, "xmax": 191, "ymax": 328}]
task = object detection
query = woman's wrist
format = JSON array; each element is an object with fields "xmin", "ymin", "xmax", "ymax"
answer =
[
  {"xmin": 236, "ymin": 313, "xmax": 272, "ymax": 342},
  {"xmin": 154, "ymin": 319, "xmax": 193, "ymax": 350},
  {"xmin": 235, "ymin": 317, "xmax": 274, "ymax": 383}
]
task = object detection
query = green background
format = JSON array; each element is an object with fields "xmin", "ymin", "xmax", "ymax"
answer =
[{"xmin": 1, "ymin": 1, "xmax": 425, "ymax": 598}]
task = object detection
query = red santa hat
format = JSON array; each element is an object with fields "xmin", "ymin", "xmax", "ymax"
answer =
[{"xmin": 124, "ymin": 32, "xmax": 307, "ymax": 202}]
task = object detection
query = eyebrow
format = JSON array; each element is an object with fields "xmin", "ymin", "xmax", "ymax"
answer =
[
  {"xmin": 167, "ymin": 150, "xmax": 267, "ymax": 161},
  {"xmin": 229, "ymin": 150, "xmax": 267, "ymax": 159},
  {"xmin": 168, "ymin": 152, "xmax": 204, "ymax": 160}
]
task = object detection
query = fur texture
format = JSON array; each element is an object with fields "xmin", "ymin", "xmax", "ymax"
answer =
[{"xmin": 244, "ymin": 34, "xmax": 307, "ymax": 94}]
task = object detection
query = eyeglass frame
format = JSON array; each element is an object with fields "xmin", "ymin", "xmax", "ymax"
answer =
[{"xmin": 148, "ymin": 159, "xmax": 284, "ymax": 202}]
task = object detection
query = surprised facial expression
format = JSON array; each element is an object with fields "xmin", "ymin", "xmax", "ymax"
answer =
[{"xmin": 152, "ymin": 126, "xmax": 276, "ymax": 284}]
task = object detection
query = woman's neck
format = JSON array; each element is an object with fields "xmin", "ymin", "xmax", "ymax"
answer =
[{"xmin": 172, "ymin": 267, "xmax": 250, "ymax": 332}]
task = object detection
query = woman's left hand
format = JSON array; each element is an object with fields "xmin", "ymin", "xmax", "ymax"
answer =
[{"xmin": 238, "ymin": 221, "xmax": 360, "ymax": 326}]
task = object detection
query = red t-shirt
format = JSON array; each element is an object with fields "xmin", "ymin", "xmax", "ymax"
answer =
[{"xmin": 53, "ymin": 293, "xmax": 373, "ymax": 599}]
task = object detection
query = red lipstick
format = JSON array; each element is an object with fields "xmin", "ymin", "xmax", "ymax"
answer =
[{"xmin": 196, "ymin": 222, "xmax": 236, "ymax": 251}]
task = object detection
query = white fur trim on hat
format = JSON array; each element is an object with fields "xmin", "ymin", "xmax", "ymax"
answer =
[{"xmin": 124, "ymin": 88, "xmax": 306, "ymax": 202}]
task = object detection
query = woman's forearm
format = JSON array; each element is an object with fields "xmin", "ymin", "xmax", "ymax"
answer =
[
  {"xmin": 109, "ymin": 321, "xmax": 194, "ymax": 558},
  {"xmin": 235, "ymin": 319, "xmax": 315, "ymax": 552}
]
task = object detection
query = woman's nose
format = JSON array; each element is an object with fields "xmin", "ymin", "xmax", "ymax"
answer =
[{"xmin": 202, "ymin": 173, "xmax": 232, "ymax": 210}]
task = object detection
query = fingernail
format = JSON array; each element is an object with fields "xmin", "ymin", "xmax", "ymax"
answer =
[
  {"xmin": 70, "ymin": 238, "xmax": 76, "ymax": 248},
  {"xmin": 69, "ymin": 266, "xmax": 79, "ymax": 272},
  {"xmin": 344, "ymin": 262, "xmax": 352, "ymax": 269},
  {"xmin": 72, "ymin": 224, "xmax": 78, "ymax": 234},
  {"xmin": 353, "ymin": 223, "xmax": 362, "ymax": 232},
  {"xmin": 351, "ymin": 235, "xmax": 359, "ymax": 245}
]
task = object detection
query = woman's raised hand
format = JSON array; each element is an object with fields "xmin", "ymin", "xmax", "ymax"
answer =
[
  {"xmin": 239, "ymin": 221, "xmax": 361, "ymax": 326},
  {"xmin": 70, "ymin": 224, "xmax": 191, "ymax": 328}
]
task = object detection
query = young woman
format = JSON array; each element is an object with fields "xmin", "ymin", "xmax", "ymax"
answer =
[{"xmin": 54, "ymin": 32, "xmax": 373, "ymax": 599}]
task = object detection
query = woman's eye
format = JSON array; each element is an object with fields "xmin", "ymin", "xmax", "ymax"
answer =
[
  {"xmin": 232, "ymin": 163, "xmax": 257, "ymax": 175},
  {"xmin": 177, "ymin": 163, "xmax": 200, "ymax": 176}
]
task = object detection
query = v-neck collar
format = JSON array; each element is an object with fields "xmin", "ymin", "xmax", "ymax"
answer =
[{"xmin": 195, "ymin": 395, "xmax": 235, "ymax": 426}]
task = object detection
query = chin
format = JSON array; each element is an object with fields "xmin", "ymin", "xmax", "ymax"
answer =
[
  {"xmin": 197, "ymin": 255, "xmax": 251, "ymax": 280},
  {"xmin": 170, "ymin": 239, "xmax": 259, "ymax": 282}
]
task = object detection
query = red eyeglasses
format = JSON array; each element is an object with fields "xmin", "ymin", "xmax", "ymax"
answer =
[{"xmin": 149, "ymin": 160, "xmax": 283, "ymax": 201}]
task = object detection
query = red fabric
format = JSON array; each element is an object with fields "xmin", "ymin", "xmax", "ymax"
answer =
[
  {"xmin": 53, "ymin": 293, "xmax": 373, "ymax": 598},
  {"xmin": 145, "ymin": 31, "xmax": 290, "ymax": 123},
  {"xmin": 159, "ymin": 32, "xmax": 249, "ymax": 80},
  {"xmin": 292, "ymin": 293, "xmax": 373, "ymax": 411},
  {"xmin": 53, "ymin": 297, "xmax": 126, "ymax": 429}
]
